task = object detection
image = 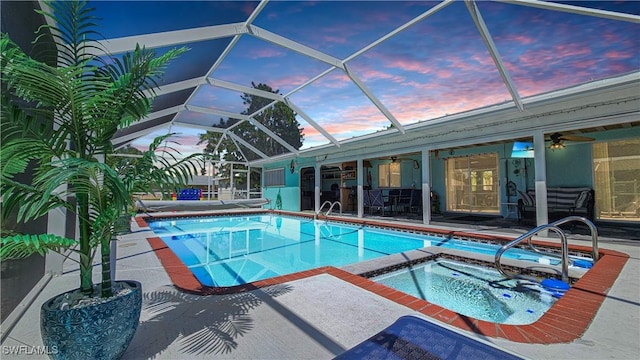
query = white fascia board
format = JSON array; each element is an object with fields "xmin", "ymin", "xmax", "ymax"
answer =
[
  {"xmin": 97, "ymin": 23, "xmax": 246, "ymax": 54},
  {"xmin": 500, "ymin": 0, "xmax": 640, "ymax": 23},
  {"xmin": 465, "ymin": 1, "xmax": 523, "ymax": 111},
  {"xmin": 208, "ymin": 78, "xmax": 284, "ymax": 101},
  {"xmin": 343, "ymin": 64, "xmax": 405, "ymax": 133},
  {"xmin": 186, "ymin": 105, "xmax": 250, "ymax": 121},
  {"xmin": 247, "ymin": 25, "xmax": 345, "ymax": 69}
]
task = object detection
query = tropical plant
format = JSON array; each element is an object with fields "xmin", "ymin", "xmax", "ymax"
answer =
[{"xmin": 0, "ymin": 1, "xmax": 200, "ymax": 299}]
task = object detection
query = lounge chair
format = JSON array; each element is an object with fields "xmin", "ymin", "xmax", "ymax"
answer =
[{"xmin": 334, "ymin": 315, "xmax": 523, "ymax": 359}]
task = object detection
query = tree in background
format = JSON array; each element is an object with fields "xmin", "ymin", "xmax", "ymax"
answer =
[
  {"xmin": 198, "ymin": 82, "xmax": 304, "ymax": 190},
  {"xmin": 106, "ymin": 145, "xmax": 144, "ymax": 172}
]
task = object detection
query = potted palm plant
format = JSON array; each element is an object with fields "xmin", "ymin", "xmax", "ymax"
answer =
[{"xmin": 1, "ymin": 1, "xmax": 200, "ymax": 359}]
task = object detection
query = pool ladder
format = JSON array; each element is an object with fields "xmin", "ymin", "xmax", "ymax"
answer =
[
  {"xmin": 495, "ymin": 216, "xmax": 599, "ymax": 284},
  {"xmin": 315, "ymin": 201, "xmax": 342, "ymax": 219}
]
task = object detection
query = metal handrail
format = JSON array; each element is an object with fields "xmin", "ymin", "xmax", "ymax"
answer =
[
  {"xmin": 315, "ymin": 201, "xmax": 342, "ymax": 218},
  {"xmin": 316, "ymin": 201, "xmax": 332, "ymax": 218},
  {"xmin": 549, "ymin": 216, "xmax": 599, "ymax": 261},
  {"xmin": 326, "ymin": 201, "xmax": 342, "ymax": 216},
  {"xmin": 495, "ymin": 224, "xmax": 570, "ymax": 283}
]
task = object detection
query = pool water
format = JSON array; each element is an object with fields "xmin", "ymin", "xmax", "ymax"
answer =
[
  {"xmin": 146, "ymin": 214, "xmax": 584, "ymax": 287},
  {"xmin": 148, "ymin": 215, "xmax": 435, "ymax": 286},
  {"xmin": 372, "ymin": 259, "xmax": 558, "ymax": 324}
]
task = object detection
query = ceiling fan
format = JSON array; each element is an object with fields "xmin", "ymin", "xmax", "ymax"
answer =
[
  {"xmin": 546, "ymin": 132, "xmax": 594, "ymax": 150},
  {"xmin": 388, "ymin": 156, "xmax": 421, "ymax": 169}
]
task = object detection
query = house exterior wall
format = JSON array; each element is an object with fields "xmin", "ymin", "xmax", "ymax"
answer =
[
  {"xmin": 0, "ymin": 0, "xmax": 57, "ymax": 323},
  {"xmin": 263, "ymin": 128, "xmax": 640, "ymax": 220}
]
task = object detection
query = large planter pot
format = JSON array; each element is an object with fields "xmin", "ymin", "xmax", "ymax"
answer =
[{"xmin": 40, "ymin": 280, "xmax": 142, "ymax": 360}]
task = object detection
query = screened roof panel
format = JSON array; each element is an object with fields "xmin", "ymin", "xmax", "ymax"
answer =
[
  {"xmin": 91, "ymin": 1, "xmax": 258, "ymax": 38},
  {"xmin": 347, "ymin": 1, "xmax": 513, "ymax": 125},
  {"xmin": 151, "ymin": 89, "xmax": 193, "ymax": 113},
  {"xmin": 479, "ymin": 1, "xmax": 640, "ymax": 97},
  {"xmin": 210, "ymin": 36, "xmax": 329, "ymax": 94},
  {"xmin": 55, "ymin": 0, "xmax": 636, "ymax": 161},
  {"xmin": 189, "ymin": 86, "xmax": 258, "ymax": 115},
  {"xmin": 288, "ymin": 68, "xmax": 391, "ymax": 145},
  {"xmin": 143, "ymin": 40, "xmax": 230, "ymax": 85},
  {"xmin": 253, "ymin": 1, "xmax": 434, "ymax": 59},
  {"xmin": 129, "ymin": 125, "xmax": 208, "ymax": 156},
  {"xmin": 173, "ymin": 110, "xmax": 227, "ymax": 132}
]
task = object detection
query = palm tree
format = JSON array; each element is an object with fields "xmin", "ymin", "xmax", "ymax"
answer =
[{"xmin": 0, "ymin": 1, "xmax": 200, "ymax": 299}]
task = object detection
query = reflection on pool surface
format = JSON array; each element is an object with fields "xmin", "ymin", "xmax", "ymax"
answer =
[
  {"xmin": 372, "ymin": 259, "xmax": 558, "ymax": 324},
  {"xmin": 147, "ymin": 214, "xmax": 579, "ymax": 288},
  {"xmin": 147, "ymin": 214, "xmax": 436, "ymax": 286}
]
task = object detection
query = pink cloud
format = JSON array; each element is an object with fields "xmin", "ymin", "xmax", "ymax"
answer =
[
  {"xmin": 249, "ymin": 48, "xmax": 285, "ymax": 59},
  {"xmin": 322, "ymin": 35, "xmax": 348, "ymax": 44},
  {"xmin": 357, "ymin": 68, "xmax": 406, "ymax": 83},
  {"xmin": 501, "ymin": 34, "xmax": 535, "ymax": 45},
  {"xmin": 605, "ymin": 50, "xmax": 633, "ymax": 60},
  {"xmin": 386, "ymin": 58, "xmax": 432, "ymax": 74},
  {"xmin": 553, "ymin": 43, "xmax": 591, "ymax": 58}
]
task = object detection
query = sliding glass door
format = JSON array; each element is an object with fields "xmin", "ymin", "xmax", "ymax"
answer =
[
  {"xmin": 445, "ymin": 153, "xmax": 500, "ymax": 214},
  {"xmin": 593, "ymin": 138, "xmax": 640, "ymax": 221}
]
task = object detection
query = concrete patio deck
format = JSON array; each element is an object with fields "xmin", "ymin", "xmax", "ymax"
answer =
[{"xmin": 1, "ymin": 212, "xmax": 638, "ymax": 359}]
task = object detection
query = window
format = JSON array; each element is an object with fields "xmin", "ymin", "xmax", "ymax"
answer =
[
  {"xmin": 593, "ymin": 138, "xmax": 640, "ymax": 221},
  {"xmin": 264, "ymin": 168, "xmax": 285, "ymax": 187},
  {"xmin": 378, "ymin": 162, "xmax": 401, "ymax": 187},
  {"xmin": 445, "ymin": 153, "xmax": 499, "ymax": 214}
]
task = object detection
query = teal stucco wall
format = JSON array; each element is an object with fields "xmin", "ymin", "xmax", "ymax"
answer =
[{"xmin": 262, "ymin": 160, "xmax": 302, "ymax": 211}]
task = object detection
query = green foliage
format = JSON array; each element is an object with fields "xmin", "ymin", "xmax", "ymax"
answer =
[
  {"xmin": 198, "ymin": 83, "xmax": 303, "ymax": 186},
  {"xmin": 1, "ymin": 234, "xmax": 77, "ymax": 260},
  {"xmin": 0, "ymin": 1, "xmax": 199, "ymax": 297}
]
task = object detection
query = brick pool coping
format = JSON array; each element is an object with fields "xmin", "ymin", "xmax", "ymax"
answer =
[{"xmin": 137, "ymin": 211, "xmax": 630, "ymax": 344}]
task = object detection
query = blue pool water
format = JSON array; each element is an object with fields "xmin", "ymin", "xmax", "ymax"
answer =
[
  {"xmin": 146, "ymin": 214, "xmax": 582, "ymax": 287},
  {"xmin": 373, "ymin": 259, "xmax": 558, "ymax": 324}
]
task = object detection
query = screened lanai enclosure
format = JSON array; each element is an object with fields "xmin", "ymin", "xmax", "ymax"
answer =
[
  {"xmin": 4, "ymin": 0, "xmax": 640, "ymax": 216},
  {"xmin": 2, "ymin": 0, "xmax": 639, "ymax": 325}
]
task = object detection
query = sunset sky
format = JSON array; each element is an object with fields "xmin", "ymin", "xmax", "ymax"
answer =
[{"xmin": 92, "ymin": 1, "xmax": 639, "ymax": 157}]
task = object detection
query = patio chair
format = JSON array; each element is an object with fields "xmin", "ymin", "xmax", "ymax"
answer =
[
  {"xmin": 397, "ymin": 189, "xmax": 412, "ymax": 213},
  {"xmin": 362, "ymin": 189, "xmax": 371, "ymax": 213},
  {"xmin": 409, "ymin": 189, "xmax": 422, "ymax": 214},
  {"xmin": 386, "ymin": 189, "xmax": 400, "ymax": 213},
  {"xmin": 369, "ymin": 189, "xmax": 386, "ymax": 215}
]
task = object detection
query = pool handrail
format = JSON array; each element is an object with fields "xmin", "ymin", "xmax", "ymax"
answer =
[
  {"xmin": 549, "ymin": 216, "xmax": 599, "ymax": 261},
  {"xmin": 495, "ymin": 224, "xmax": 569, "ymax": 283},
  {"xmin": 315, "ymin": 200, "xmax": 342, "ymax": 218}
]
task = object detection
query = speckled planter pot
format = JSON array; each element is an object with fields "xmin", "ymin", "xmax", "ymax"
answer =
[{"xmin": 40, "ymin": 280, "xmax": 141, "ymax": 360}]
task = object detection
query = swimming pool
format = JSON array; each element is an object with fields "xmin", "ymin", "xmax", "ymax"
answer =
[
  {"xmin": 146, "ymin": 214, "xmax": 579, "ymax": 287},
  {"xmin": 372, "ymin": 259, "xmax": 557, "ymax": 324},
  {"xmin": 148, "ymin": 214, "xmax": 435, "ymax": 286}
]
